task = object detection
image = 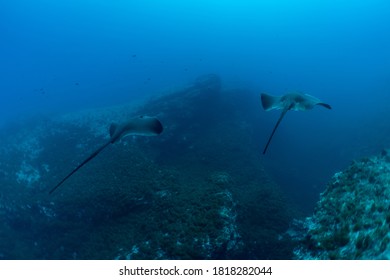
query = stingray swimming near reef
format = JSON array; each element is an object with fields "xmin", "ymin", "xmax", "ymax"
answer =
[
  {"xmin": 49, "ymin": 115, "xmax": 163, "ymax": 194},
  {"xmin": 261, "ymin": 93, "xmax": 331, "ymax": 154}
]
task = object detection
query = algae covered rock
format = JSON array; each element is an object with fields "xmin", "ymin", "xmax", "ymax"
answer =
[
  {"xmin": 0, "ymin": 74, "xmax": 293, "ymax": 259},
  {"xmin": 294, "ymin": 150, "xmax": 390, "ymax": 259}
]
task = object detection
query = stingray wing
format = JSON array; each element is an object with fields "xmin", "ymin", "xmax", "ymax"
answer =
[
  {"xmin": 261, "ymin": 93, "xmax": 284, "ymax": 111},
  {"xmin": 302, "ymin": 94, "xmax": 332, "ymax": 110}
]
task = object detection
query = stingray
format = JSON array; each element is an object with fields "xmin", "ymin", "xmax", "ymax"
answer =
[
  {"xmin": 261, "ymin": 93, "xmax": 331, "ymax": 154},
  {"xmin": 49, "ymin": 115, "xmax": 163, "ymax": 194}
]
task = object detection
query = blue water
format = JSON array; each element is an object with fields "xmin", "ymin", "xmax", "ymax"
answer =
[
  {"xmin": 0, "ymin": 0, "xmax": 389, "ymax": 258},
  {"xmin": 2, "ymin": 0, "xmax": 388, "ymax": 117}
]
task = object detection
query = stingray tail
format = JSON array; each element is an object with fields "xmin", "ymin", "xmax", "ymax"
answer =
[
  {"xmin": 263, "ymin": 109, "xmax": 289, "ymax": 154},
  {"xmin": 49, "ymin": 141, "xmax": 111, "ymax": 194}
]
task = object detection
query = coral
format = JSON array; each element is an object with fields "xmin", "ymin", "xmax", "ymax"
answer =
[
  {"xmin": 294, "ymin": 150, "xmax": 390, "ymax": 259},
  {"xmin": 209, "ymin": 171, "xmax": 232, "ymax": 186},
  {"xmin": 15, "ymin": 161, "xmax": 41, "ymax": 187}
]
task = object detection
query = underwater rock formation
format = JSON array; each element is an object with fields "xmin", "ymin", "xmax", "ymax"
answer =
[
  {"xmin": 294, "ymin": 150, "xmax": 390, "ymax": 259},
  {"xmin": 0, "ymin": 74, "xmax": 293, "ymax": 259}
]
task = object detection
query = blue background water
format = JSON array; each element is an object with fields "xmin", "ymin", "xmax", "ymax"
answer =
[{"xmin": 1, "ymin": 0, "xmax": 389, "ymax": 213}]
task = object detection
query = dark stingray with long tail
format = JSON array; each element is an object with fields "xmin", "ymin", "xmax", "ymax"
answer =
[
  {"xmin": 261, "ymin": 93, "xmax": 331, "ymax": 154},
  {"xmin": 49, "ymin": 115, "xmax": 163, "ymax": 194}
]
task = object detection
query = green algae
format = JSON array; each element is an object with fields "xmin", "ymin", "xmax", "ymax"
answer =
[{"xmin": 295, "ymin": 153, "xmax": 390, "ymax": 259}]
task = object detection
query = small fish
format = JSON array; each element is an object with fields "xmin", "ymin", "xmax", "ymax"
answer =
[
  {"xmin": 261, "ymin": 93, "xmax": 331, "ymax": 154},
  {"xmin": 49, "ymin": 116, "xmax": 163, "ymax": 194}
]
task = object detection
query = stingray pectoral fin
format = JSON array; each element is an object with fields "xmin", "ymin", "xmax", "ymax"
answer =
[
  {"xmin": 130, "ymin": 117, "xmax": 164, "ymax": 136},
  {"xmin": 49, "ymin": 141, "xmax": 111, "ymax": 194},
  {"xmin": 261, "ymin": 93, "xmax": 282, "ymax": 111},
  {"xmin": 263, "ymin": 109, "xmax": 289, "ymax": 154},
  {"xmin": 148, "ymin": 117, "xmax": 164, "ymax": 135},
  {"xmin": 317, "ymin": 103, "xmax": 332, "ymax": 109}
]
